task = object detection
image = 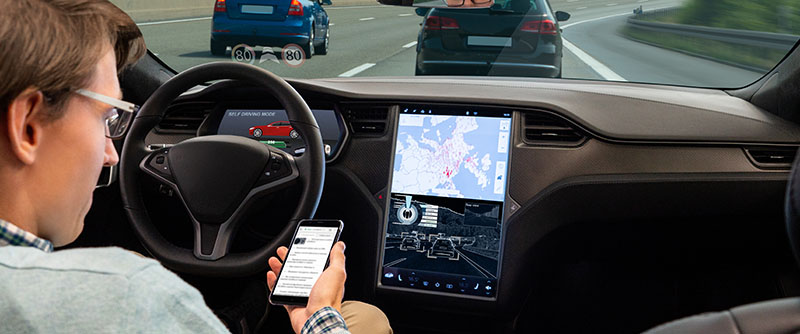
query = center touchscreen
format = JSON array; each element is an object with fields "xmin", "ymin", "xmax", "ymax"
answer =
[{"xmin": 380, "ymin": 107, "xmax": 511, "ymax": 298}]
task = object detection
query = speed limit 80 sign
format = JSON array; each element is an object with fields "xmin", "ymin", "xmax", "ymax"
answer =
[
  {"xmin": 281, "ymin": 44, "xmax": 306, "ymax": 68},
  {"xmin": 231, "ymin": 44, "xmax": 256, "ymax": 64}
]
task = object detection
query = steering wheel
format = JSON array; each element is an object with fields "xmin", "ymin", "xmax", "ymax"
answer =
[{"xmin": 119, "ymin": 62, "xmax": 325, "ymax": 277}]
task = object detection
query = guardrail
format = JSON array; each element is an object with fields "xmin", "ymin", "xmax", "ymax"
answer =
[{"xmin": 627, "ymin": 10, "xmax": 799, "ymax": 50}]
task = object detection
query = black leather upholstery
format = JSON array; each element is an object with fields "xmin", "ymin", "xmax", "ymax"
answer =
[
  {"xmin": 644, "ymin": 298, "xmax": 800, "ymax": 334},
  {"xmin": 786, "ymin": 152, "xmax": 800, "ymax": 268}
]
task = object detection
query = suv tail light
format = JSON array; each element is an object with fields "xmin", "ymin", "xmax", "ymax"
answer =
[
  {"xmin": 521, "ymin": 19, "xmax": 557, "ymax": 34},
  {"xmin": 214, "ymin": 0, "xmax": 227, "ymax": 12},
  {"xmin": 289, "ymin": 0, "xmax": 304, "ymax": 16},
  {"xmin": 424, "ymin": 15, "xmax": 460, "ymax": 30}
]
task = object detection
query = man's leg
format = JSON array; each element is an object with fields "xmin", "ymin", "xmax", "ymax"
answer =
[{"xmin": 340, "ymin": 301, "xmax": 393, "ymax": 334}]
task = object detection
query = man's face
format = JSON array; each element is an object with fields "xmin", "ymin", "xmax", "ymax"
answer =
[{"xmin": 34, "ymin": 48, "xmax": 120, "ymax": 246}]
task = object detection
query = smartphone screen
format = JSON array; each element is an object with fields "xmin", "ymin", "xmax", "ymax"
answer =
[{"xmin": 270, "ymin": 219, "xmax": 343, "ymax": 305}]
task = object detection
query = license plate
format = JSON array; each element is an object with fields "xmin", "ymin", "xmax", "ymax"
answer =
[
  {"xmin": 241, "ymin": 5, "xmax": 274, "ymax": 14},
  {"xmin": 467, "ymin": 36, "xmax": 512, "ymax": 47}
]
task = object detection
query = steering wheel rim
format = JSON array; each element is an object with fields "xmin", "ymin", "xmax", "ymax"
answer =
[{"xmin": 120, "ymin": 62, "xmax": 325, "ymax": 277}]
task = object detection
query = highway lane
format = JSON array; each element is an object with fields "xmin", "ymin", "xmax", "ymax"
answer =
[
  {"xmin": 137, "ymin": 0, "xmax": 771, "ymax": 87},
  {"xmin": 139, "ymin": 5, "xmax": 421, "ymax": 78}
]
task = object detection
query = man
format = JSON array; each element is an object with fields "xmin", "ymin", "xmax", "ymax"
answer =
[{"xmin": 0, "ymin": 1, "xmax": 391, "ymax": 333}]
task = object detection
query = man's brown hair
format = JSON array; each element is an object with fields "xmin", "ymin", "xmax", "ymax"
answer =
[{"xmin": 0, "ymin": 0, "xmax": 146, "ymax": 119}]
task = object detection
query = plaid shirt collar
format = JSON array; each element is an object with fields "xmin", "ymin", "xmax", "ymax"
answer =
[{"xmin": 0, "ymin": 219, "xmax": 54, "ymax": 252}]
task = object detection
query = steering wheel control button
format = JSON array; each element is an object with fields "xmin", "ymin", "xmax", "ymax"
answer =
[
  {"xmin": 148, "ymin": 149, "xmax": 172, "ymax": 178},
  {"xmin": 255, "ymin": 153, "xmax": 292, "ymax": 187},
  {"xmin": 270, "ymin": 153, "xmax": 286, "ymax": 172}
]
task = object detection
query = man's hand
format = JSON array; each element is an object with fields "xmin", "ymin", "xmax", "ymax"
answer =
[{"xmin": 267, "ymin": 241, "xmax": 347, "ymax": 334}]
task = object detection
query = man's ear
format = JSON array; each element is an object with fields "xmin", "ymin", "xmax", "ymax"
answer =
[{"xmin": 5, "ymin": 88, "xmax": 47, "ymax": 165}]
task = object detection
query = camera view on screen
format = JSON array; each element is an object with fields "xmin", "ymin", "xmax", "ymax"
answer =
[
  {"xmin": 273, "ymin": 226, "xmax": 339, "ymax": 297},
  {"xmin": 381, "ymin": 107, "xmax": 511, "ymax": 298}
]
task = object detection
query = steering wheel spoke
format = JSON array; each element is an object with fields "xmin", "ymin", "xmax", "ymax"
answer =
[{"xmin": 193, "ymin": 220, "xmax": 236, "ymax": 260}]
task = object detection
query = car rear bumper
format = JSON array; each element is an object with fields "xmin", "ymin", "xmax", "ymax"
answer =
[
  {"xmin": 418, "ymin": 60, "xmax": 559, "ymax": 77},
  {"xmin": 416, "ymin": 40, "xmax": 561, "ymax": 77},
  {"xmin": 211, "ymin": 17, "xmax": 311, "ymax": 47}
]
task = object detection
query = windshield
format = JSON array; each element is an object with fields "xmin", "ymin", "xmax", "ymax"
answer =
[{"xmin": 125, "ymin": 0, "xmax": 799, "ymax": 88}]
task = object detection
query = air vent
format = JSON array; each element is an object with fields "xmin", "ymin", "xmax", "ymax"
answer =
[
  {"xmin": 522, "ymin": 111, "xmax": 585, "ymax": 146},
  {"xmin": 744, "ymin": 146, "xmax": 798, "ymax": 169},
  {"xmin": 344, "ymin": 106, "xmax": 389, "ymax": 135},
  {"xmin": 156, "ymin": 101, "xmax": 215, "ymax": 133}
]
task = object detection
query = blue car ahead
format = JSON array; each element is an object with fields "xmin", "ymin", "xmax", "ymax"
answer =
[{"xmin": 211, "ymin": 0, "xmax": 330, "ymax": 58}]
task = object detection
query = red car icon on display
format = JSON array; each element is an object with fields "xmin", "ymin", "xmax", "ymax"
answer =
[{"xmin": 249, "ymin": 121, "xmax": 299, "ymax": 138}]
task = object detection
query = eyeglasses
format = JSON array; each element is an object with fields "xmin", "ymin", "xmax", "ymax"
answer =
[
  {"xmin": 75, "ymin": 89, "xmax": 139, "ymax": 140},
  {"xmin": 447, "ymin": 0, "xmax": 492, "ymax": 7}
]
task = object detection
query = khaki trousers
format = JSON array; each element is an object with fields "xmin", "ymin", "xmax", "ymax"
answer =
[{"xmin": 340, "ymin": 301, "xmax": 393, "ymax": 334}]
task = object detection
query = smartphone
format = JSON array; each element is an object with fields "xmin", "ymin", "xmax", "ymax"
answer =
[{"xmin": 269, "ymin": 219, "xmax": 344, "ymax": 306}]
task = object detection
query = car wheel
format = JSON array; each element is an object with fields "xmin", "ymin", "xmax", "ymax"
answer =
[
  {"xmin": 315, "ymin": 25, "xmax": 329, "ymax": 55},
  {"xmin": 210, "ymin": 39, "xmax": 226, "ymax": 56},
  {"xmin": 290, "ymin": 130, "xmax": 299, "ymax": 139},
  {"xmin": 253, "ymin": 128, "xmax": 262, "ymax": 137},
  {"xmin": 303, "ymin": 24, "xmax": 315, "ymax": 59}
]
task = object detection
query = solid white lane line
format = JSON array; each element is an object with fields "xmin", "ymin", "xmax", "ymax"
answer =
[
  {"xmin": 339, "ymin": 63, "xmax": 376, "ymax": 77},
  {"xmin": 403, "ymin": 41, "xmax": 418, "ymax": 48},
  {"xmin": 561, "ymin": 39, "xmax": 626, "ymax": 81},
  {"xmin": 359, "ymin": 17, "xmax": 375, "ymax": 21},
  {"xmin": 557, "ymin": 5, "xmax": 676, "ymax": 79},
  {"xmin": 399, "ymin": 13, "xmax": 413, "ymax": 16},
  {"xmin": 137, "ymin": 17, "xmax": 210, "ymax": 26},
  {"xmin": 325, "ymin": 4, "xmax": 383, "ymax": 9}
]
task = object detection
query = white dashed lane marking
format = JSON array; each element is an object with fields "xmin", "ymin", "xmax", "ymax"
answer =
[
  {"xmin": 137, "ymin": 17, "xmax": 210, "ymax": 26},
  {"xmin": 338, "ymin": 63, "xmax": 376, "ymax": 77}
]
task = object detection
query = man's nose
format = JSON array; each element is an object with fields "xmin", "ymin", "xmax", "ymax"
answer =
[{"xmin": 104, "ymin": 137, "xmax": 120, "ymax": 166}]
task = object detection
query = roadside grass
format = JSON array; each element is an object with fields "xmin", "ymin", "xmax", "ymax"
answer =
[
  {"xmin": 621, "ymin": 0, "xmax": 799, "ymax": 71},
  {"xmin": 676, "ymin": 0, "xmax": 800, "ymax": 35},
  {"xmin": 621, "ymin": 26, "xmax": 787, "ymax": 71}
]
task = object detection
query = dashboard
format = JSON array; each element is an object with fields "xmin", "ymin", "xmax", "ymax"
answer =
[{"xmin": 140, "ymin": 77, "xmax": 800, "ymax": 318}]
